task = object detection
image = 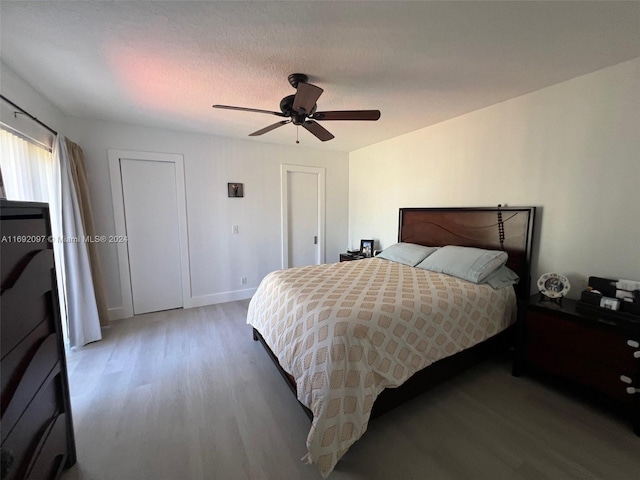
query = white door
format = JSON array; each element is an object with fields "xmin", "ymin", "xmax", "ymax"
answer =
[
  {"xmin": 120, "ymin": 158, "xmax": 183, "ymax": 314},
  {"xmin": 281, "ymin": 165, "xmax": 325, "ymax": 269},
  {"xmin": 288, "ymin": 171, "xmax": 318, "ymax": 267}
]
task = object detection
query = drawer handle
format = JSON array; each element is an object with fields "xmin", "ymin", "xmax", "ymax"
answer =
[
  {"xmin": 627, "ymin": 387, "xmax": 640, "ymax": 395},
  {"xmin": 634, "ymin": 351, "xmax": 640, "ymax": 359},
  {"xmin": 628, "ymin": 340, "xmax": 640, "ymax": 348},
  {"xmin": 620, "ymin": 375, "xmax": 633, "ymax": 384}
]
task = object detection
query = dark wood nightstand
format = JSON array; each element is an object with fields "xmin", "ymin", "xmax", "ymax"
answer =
[
  {"xmin": 514, "ymin": 295, "xmax": 640, "ymax": 435},
  {"xmin": 339, "ymin": 253, "xmax": 365, "ymax": 262}
]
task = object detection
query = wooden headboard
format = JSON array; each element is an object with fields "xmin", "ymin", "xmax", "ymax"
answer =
[{"xmin": 398, "ymin": 207, "xmax": 536, "ymax": 300}]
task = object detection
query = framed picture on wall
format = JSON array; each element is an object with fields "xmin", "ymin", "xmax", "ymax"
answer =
[
  {"xmin": 228, "ymin": 183, "xmax": 244, "ymax": 197},
  {"xmin": 360, "ymin": 239, "xmax": 374, "ymax": 257}
]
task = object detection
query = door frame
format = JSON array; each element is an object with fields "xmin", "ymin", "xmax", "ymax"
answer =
[
  {"xmin": 108, "ymin": 149, "xmax": 190, "ymax": 319},
  {"xmin": 280, "ymin": 164, "xmax": 325, "ymax": 269}
]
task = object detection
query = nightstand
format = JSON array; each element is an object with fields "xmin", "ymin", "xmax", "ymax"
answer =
[
  {"xmin": 515, "ymin": 295, "xmax": 640, "ymax": 435},
  {"xmin": 339, "ymin": 253, "xmax": 365, "ymax": 262}
]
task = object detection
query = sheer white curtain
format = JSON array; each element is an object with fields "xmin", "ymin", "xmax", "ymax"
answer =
[{"xmin": 0, "ymin": 129, "xmax": 68, "ymax": 336}]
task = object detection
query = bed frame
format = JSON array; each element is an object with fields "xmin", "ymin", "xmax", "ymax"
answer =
[{"xmin": 253, "ymin": 206, "xmax": 536, "ymax": 421}]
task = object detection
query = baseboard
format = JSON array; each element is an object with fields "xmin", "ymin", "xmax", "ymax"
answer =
[
  {"xmin": 107, "ymin": 305, "xmax": 130, "ymax": 321},
  {"xmin": 183, "ymin": 288, "xmax": 257, "ymax": 309},
  {"xmin": 107, "ymin": 288, "xmax": 256, "ymax": 320}
]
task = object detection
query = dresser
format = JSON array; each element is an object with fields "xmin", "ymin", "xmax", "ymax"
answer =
[
  {"xmin": 1, "ymin": 200, "xmax": 76, "ymax": 480},
  {"xmin": 516, "ymin": 295, "xmax": 640, "ymax": 435}
]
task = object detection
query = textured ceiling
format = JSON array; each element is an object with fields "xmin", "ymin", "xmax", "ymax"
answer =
[{"xmin": 1, "ymin": 1, "xmax": 639, "ymax": 152}]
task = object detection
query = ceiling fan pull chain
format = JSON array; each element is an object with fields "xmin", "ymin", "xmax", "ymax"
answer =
[{"xmin": 296, "ymin": 125, "xmax": 300, "ymax": 144}]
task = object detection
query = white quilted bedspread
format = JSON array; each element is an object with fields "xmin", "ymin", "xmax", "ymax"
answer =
[{"xmin": 247, "ymin": 257, "xmax": 516, "ymax": 478}]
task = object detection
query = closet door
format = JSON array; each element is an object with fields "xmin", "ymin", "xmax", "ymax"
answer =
[
  {"xmin": 281, "ymin": 164, "xmax": 325, "ymax": 269},
  {"xmin": 287, "ymin": 170, "xmax": 319, "ymax": 268},
  {"xmin": 120, "ymin": 158, "xmax": 183, "ymax": 314}
]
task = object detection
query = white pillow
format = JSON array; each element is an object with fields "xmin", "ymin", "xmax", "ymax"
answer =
[
  {"xmin": 415, "ymin": 245, "xmax": 508, "ymax": 283},
  {"xmin": 484, "ymin": 266, "xmax": 520, "ymax": 289},
  {"xmin": 376, "ymin": 243, "xmax": 439, "ymax": 267}
]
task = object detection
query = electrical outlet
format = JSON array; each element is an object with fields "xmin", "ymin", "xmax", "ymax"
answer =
[
  {"xmin": 241, "ymin": 277, "xmax": 247, "ymax": 286},
  {"xmin": 232, "ymin": 225, "xmax": 239, "ymax": 234}
]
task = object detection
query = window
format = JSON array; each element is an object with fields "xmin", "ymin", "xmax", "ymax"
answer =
[{"xmin": 0, "ymin": 128, "xmax": 68, "ymax": 339}]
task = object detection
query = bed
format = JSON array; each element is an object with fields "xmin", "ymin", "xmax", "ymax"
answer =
[{"xmin": 247, "ymin": 206, "xmax": 536, "ymax": 478}]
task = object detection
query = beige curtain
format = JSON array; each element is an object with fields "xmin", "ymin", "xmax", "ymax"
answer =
[{"xmin": 63, "ymin": 138, "xmax": 109, "ymax": 327}]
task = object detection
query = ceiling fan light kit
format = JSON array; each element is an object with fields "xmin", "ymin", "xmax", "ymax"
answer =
[{"xmin": 213, "ymin": 73, "xmax": 380, "ymax": 143}]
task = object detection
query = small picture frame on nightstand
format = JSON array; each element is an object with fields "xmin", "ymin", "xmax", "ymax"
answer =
[{"xmin": 360, "ymin": 239, "xmax": 374, "ymax": 258}]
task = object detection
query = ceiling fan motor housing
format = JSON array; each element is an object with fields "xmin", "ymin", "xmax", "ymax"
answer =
[{"xmin": 280, "ymin": 94, "xmax": 316, "ymax": 123}]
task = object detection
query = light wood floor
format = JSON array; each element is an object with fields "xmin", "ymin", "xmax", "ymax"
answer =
[{"xmin": 62, "ymin": 300, "xmax": 639, "ymax": 480}]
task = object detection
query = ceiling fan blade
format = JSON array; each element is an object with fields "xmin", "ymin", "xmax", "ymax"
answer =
[
  {"xmin": 213, "ymin": 104, "xmax": 286, "ymax": 117},
  {"xmin": 312, "ymin": 110, "xmax": 381, "ymax": 121},
  {"xmin": 248, "ymin": 120, "xmax": 291, "ymax": 136},
  {"xmin": 302, "ymin": 120, "xmax": 334, "ymax": 142},
  {"xmin": 293, "ymin": 82, "xmax": 323, "ymax": 114}
]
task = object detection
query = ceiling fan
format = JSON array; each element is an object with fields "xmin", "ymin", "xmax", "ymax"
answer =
[{"xmin": 213, "ymin": 73, "xmax": 381, "ymax": 142}]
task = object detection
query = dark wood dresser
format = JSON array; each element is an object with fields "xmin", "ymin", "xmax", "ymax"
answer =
[
  {"xmin": 1, "ymin": 200, "xmax": 76, "ymax": 480},
  {"xmin": 515, "ymin": 294, "xmax": 640, "ymax": 435}
]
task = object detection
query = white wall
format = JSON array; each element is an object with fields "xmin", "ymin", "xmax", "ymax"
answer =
[
  {"xmin": 349, "ymin": 58, "xmax": 640, "ymax": 298},
  {"xmin": 6, "ymin": 55, "xmax": 638, "ymax": 309},
  {"xmin": 65, "ymin": 118, "xmax": 349, "ymax": 317},
  {"xmin": 1, "ymin": 61, "xmax": 68, "ymax": 135},
  {"xmin": 2, "ymin": 60, "xmax": 349, "ymax": 318}
]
